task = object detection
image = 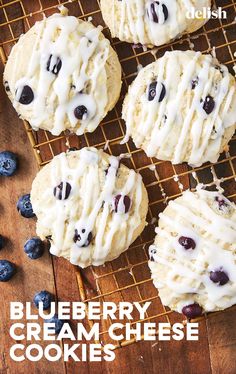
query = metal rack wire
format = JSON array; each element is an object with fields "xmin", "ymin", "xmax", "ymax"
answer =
[{"xmin": 0, "ymin": 0, "xmax": 235, "ymax": 349}]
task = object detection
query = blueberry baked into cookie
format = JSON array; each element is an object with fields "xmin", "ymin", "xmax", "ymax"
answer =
[
  {"xmin": 3, "ymin": 11, "xmax": 122, "ymax": 136},
  {"xmin": 100, "ymin": 0, "xmax": 211, "ymax": 47},
  {"xmin": 122, "ymin": 50, "xmax": 236, "ymax": 166},
  {"xmin": 31, "ymin": 148, "xmax": 148, "ymax": 268},
  {"xmin": 149, "ymin": 189, "xmax": 236, "ymax": 318}
]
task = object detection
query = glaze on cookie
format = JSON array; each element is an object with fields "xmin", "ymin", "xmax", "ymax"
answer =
[
  {"xmin": 4, "ymin": 12, "xmax": 122, "ymax": 136},
  {"xmin": 122, "ymin": 50, "xmax": 236, "ymax": 166},
  {"xmin": 149, "ymin": 189, "xmax": 236, "ymax": 317},
  {"xmin": 100, "ymin": 0, "xmax": 211, "ymax": 47},
  {"xmin": 31, "ymin": 148, "xmax": 148, "ymax": 267}
]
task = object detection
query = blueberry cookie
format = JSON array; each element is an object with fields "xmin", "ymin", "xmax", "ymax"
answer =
[
  {"xmin": 31, "ymin": 148, "xmax": 148, "ymax": 267},
  {"xmin": 122, "ymin": 50, "xmax": 236, "ymax": 166},
  {"xmin": 149, "ymin": 189, "xmax": 236, "ymax": 318},
  {"xmin": 100, "ymin": 0, "xmax": 211, "ymax": 47},
  {"xmin": 3, "ymin": 12, "xmax": 122, "ymax": 136}
]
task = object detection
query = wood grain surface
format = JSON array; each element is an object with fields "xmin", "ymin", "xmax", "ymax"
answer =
[{"xmin": 0, "ymin": 1, "xmax": 236, "ymax": 373}]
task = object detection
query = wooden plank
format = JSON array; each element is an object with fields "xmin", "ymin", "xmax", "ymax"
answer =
[{"xmin": 206, "ymin": 306, "xmax": 236, "ymax": 374}]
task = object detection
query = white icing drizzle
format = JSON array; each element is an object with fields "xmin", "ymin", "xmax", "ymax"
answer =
[
  {"xmin": 110, "ymin": 0, "xmax": 209, "ymax": 46},
  {"xmin": 6, "ymin": 13, "xmax": 112, "ymax": 135},
  {"xmin": 149, "ymin": 189, "xmax": 236, "ymax": 313},
  {"xmin": 123, "ymin": 50, "xmax": 236, "ymax": 166},
  {"xmin": 31, "ymin": 148, "xmax": 147, "ymax": 268}
]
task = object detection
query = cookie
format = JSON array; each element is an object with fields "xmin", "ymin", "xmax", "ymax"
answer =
[
  {"xmin": 122, "ymin": 50, "xmax": 236, "ymax": 166},
  {"xmin": 31, "ymin": 147, "xmax": 148, "ymax": 268},
  {"xmin": 3, "ymin": 11, "xmax": 122, "ymax": 136},
  {"xmin": 100, "ymin": 0, "xmax": 211, "ymax": 47},
  {"xmin": 148, "ymin": 189, "xmax": 236, "ymax": 318}
]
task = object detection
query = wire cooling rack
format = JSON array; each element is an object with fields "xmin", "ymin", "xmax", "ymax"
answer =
[{"xmin": 0, "ymin": 0, "xmax": 236, "ymax": 349}]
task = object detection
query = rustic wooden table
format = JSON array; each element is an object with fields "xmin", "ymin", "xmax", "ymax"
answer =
[{"xmin": 1, "ymin": 1, "xmax": 236, "ymax": 373}]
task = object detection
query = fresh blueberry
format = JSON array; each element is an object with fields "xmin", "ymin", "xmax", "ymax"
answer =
[
  {"xmin": 46, "ymin": 55, "xmax": 62, "ymax": 75},
  {"xmin": 33, "ymin": 290, "xmax": 54, "ymax": 310},
  {"xmin": 74, "ymin": 105, "xmax": 88, "ymax": 120},
  {"xmin": 202, "ymin": 95, "xmax": 215, "ymax": 114},
  {"xmin": 53, "ymin": 182, "xmax": 71, "ymax": 200},
  {"xmin": 114, "ymin": 194, "xmax": 131, "ymax": 214},
  {"xmin": 0, "ymin": 235, "xmax": 5, "ymax": 250},
  {"xmin": 45, "ymin": 314, "xmax": 64, "ymax": 334},
  {"xmin": 68, "ymin": 147, "xmax": 78, "ymax": 152},
  {"xmin": 17, "ymin": 194, "xmax": 35, "ymax": 218},
  {"xmin": 210, "ymin": 269, "xmax": 229, "ymax": 286},
  {"xmin": 147, "ymin": 1, "xmax": 168, "ymax": 23},
  {"xmin": 17, "ymin": 85, "xmax": 34, "ymax": 105},
  {"xmin": 24, "ymin": 237, "xmax": 44, "ymax": 260},
  {"xmin": 0, "ymin": 260, "xmax": 16, "ymax": 282},
  {"xmin": 178, "ymin": 236, "xmax": 196, "ymax": 250},
  {"xmin": 182, "ymin": 303, "xmax": 202, "ymax": 319},
  {"xmin": 0, "ymin": 151, "xmax": 18, "ymax": 176}
]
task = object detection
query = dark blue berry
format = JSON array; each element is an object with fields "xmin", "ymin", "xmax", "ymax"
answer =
[
  {"xmin": 17, "ymin": 194, "xmax": 35, "ymax": 218},
  {"xmin": 148, "ymin": 81, "xmax": 166, "ymax": 102},
  {"xmin": 68, "ymin": 147, "xmax": 78, "ymax": 152},
  {"xmin": 147, "ymin": 2, "xmax": 168, "ymax": 23},
  {"xmin": 202, "ymin": 95, "xmax": 215, "ymax": 114},
  {"xmin": 33, "ymin": 290, "xmax": 54, "ymax": 310},
  {"xmin": 0, "ymin": 260, "xmax": 16, "ymax": 282},
  {"xmin": 114, "ymin": 194, "xmax": 131, "ymax": 213},
  {"xmin": 178, "ymin": 236, "xmax": 196, "ymax": 250},
  {"xmin": 53, "ymin": 182, "xmax": 71, "ymax": 200},
  {"xmin": 45, "ymin": 314, "xmax": 64, "ymax": 334},
  {"xmin": 46, "ymin": 55, "xmax": 62, "ymax": 75},
  {"xmin": 74, "ymin": 105, "xmax": 88, "ymax": 120},
  {"xmin": 0, "ymin": 151, "xmax": 18, "ymax": 176},
  {"xmin": 215, "ymin": 196, "xmax": 228, "ymax": 210},
  {"xmin": 191, "ymin": 77, "xmax": 199, "ymax": 89},
  {"xmin": 0, "ymin": 235, "xmax": 5, "ymax": 250},
  {"xmin": 24, "ymin": 237, "xmax": 44, "ymax": 260},
  {"xmin": 210, "ymin": 269, "xmax": 229, "ymax": 286},
  {"xmin": 182, "ymin": 303, "xmax": 202, "ymax": 319},
  {"xmin": 17, "ymin": 85, "xmax": 34, "ymax": 105},
  {"xmin": 73, "ymin": 229, "xmax": 92, "ymax": 247}
]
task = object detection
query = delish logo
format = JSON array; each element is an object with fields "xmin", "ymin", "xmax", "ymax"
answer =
[{"xmin": 186, "ymin": 7, "xmax": 227, "ymax": 20}]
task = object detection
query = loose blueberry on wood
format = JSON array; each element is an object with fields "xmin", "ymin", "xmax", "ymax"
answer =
[
  {"xmin": 114, "ymin": 194, "xmax": 131, "ymax": 214},
  {"xmin": 24, "ymin": 237, "xmax": 44, "ymax": 260},
  {"xmin": 73, "ymin": 229, "xmax": 93, "ymax": 247},
  {"xmin": 0, "ymin": 260, "xmax": 16, "ymax": 282},
  {"xmin": 17, "ymin": 194, "xmax": 35, "ymax": 218},
  {"xmin": 46, "ymin": 55, "xmax": 62, "ymax": 75},
  {"xmin": 33, "ymin": 290, "xmax": 54, "ymax": 310},
  {"xmin": 53, "ymin": 182, "xmax": 71, "ymax": 200},
  {"xmin": 74, "ymin": 105, "xmax": 88, "ymax": 120},
  {"xmin": 45, "ymin": 314, "xmax": 64, "ymax": 334},
  {"xmin": 147, "ymin": 1, "xmax": 168, "ymax": 23},
  {"xmin": 17, "ymin": 85, "xmax": 34, "ymax": 105},
  {"xmin": 148, "ymin": 82, "xmax": 166, "ymax": 102},
  {"xmin": 210, "ymin": 269, "xmax": 229, "ymax": 285},
  {"xmin": 178, "ymin": 236, "xmax": 196, "ymax": 250},
  {"xmin": 182, "ymin": 303, "xmax": 202, "ymax": 319},
  {"xmin": 0, "ymin": 151, "xmax": 18, "ymax": 177},
  {"xmin": 202, "ymin": 95, "xmax": 215, "ymax": 114}
]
